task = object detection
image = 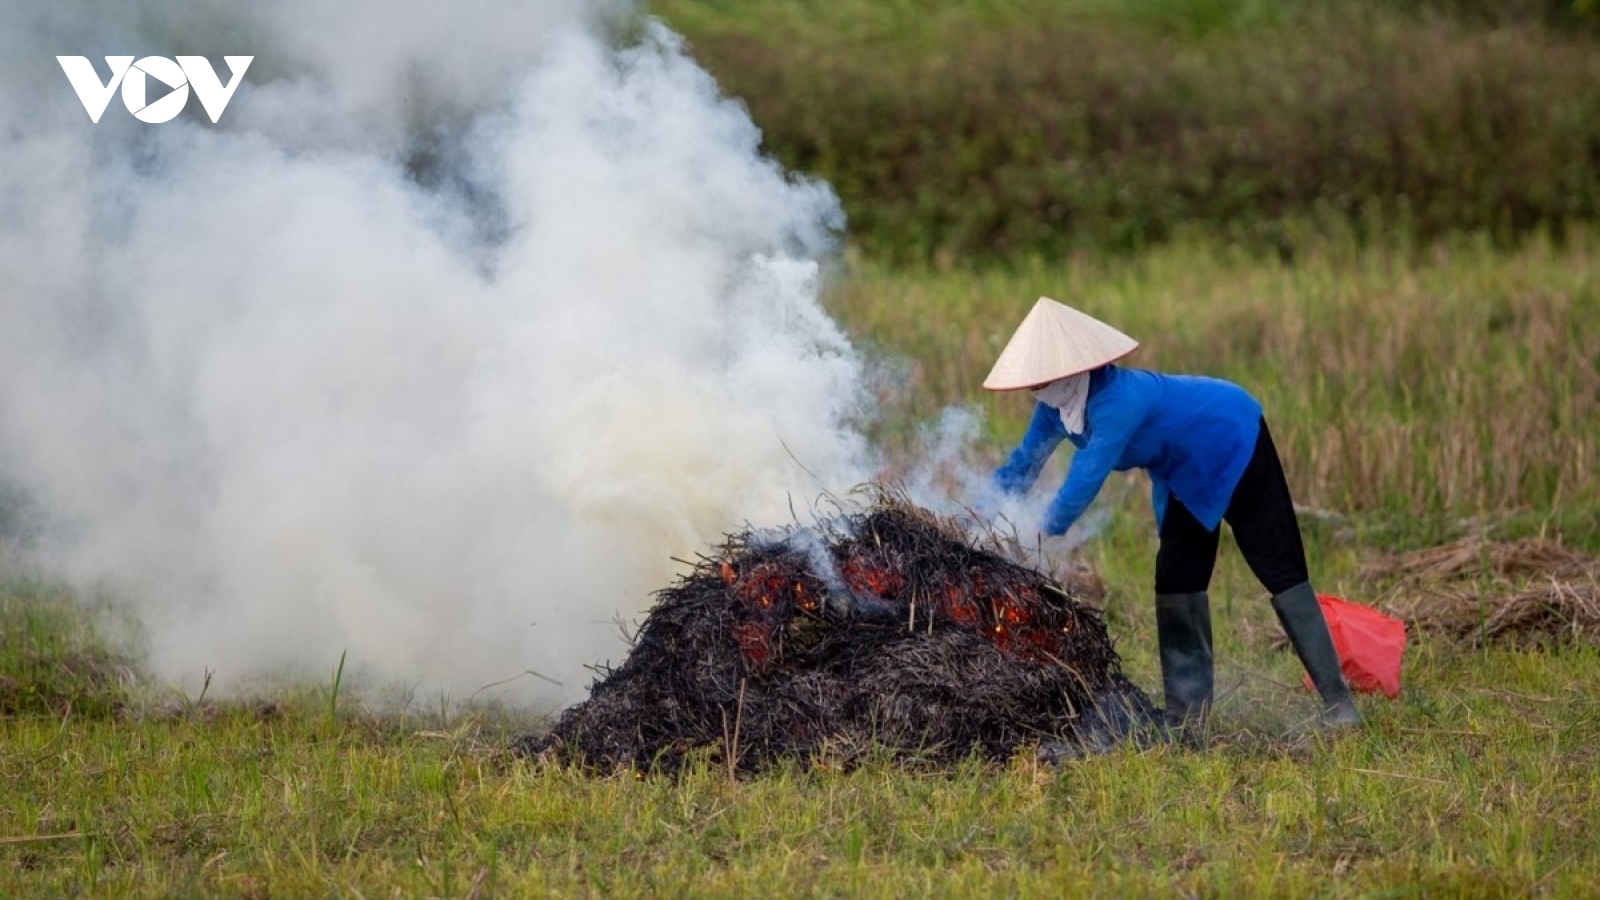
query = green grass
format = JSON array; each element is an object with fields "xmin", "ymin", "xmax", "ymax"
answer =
[
  {"xmin": 3, "ymin": 230, "xmax": 1599, "ymax": 894},
  {"xmin": 4, "ymin": 591, "xmax": 1599, "ymax": 895},
  {"xmin": 835, "ymin": 227, "xmax": 1600, "ymax": 550},
  {"xmin": 0, "ymin": 582, "xmax": 130, "ymax": 721},
  {"xmin": 650, "ymin": 0, "xmax": 1600, "ymax": 262}
]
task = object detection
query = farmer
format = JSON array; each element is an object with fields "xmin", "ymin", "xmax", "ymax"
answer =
[{"xmin": 981, "ymin": 297, "xmax": 1361, "ymax": 738}]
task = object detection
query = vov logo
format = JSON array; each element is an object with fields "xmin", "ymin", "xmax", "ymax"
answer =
[{"xmin": 58, "ymin": 56, "xmax": 253, "ymax": 124}]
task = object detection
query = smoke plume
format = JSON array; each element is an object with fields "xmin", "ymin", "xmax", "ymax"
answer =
[{"xmin": 0, "ymin": 1, "xmax": 874, "ymax": 705}]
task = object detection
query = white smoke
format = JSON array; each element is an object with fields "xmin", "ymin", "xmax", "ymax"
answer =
[
  {"xmin": 900, "ymin": 405, "xmax": 1117, "ymax": 563},
  {"xmin": 0, "ymin": 1, "xmax": 873, "ymax": 705}
]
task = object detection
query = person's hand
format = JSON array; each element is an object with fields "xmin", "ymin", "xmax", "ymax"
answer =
[{"xmin": 1039, "ymin": 523, "xmax": 1092, "ymax": 556}]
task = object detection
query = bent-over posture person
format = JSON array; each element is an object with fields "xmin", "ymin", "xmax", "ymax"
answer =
[{"xmin": 982, "ymin": 297, "xmax": 1360, "ymax": 738}]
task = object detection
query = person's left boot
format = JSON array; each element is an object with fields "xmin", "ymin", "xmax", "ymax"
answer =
[
  {"xmin": 1156, "ymin": 592, "xmax": 1214, "ymax": 747},
  {"xmin": 1271, "ymin": 582, "xmax": 1362, "ymax": 729}
]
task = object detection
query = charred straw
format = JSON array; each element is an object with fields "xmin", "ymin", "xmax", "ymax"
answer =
[{"xmin": 515, "ymin": 489, "xmax": 1156, "ymax": 772}]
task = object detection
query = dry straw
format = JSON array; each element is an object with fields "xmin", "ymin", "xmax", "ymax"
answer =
[
  {"xmin": 516, "ymin": 490, "xmax": 1156, "ymax": 772},
  {"xmin": 1364, "ymin": 536, "xmax": 1600, "ymax": 645}
]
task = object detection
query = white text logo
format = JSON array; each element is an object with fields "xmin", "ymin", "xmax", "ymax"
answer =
[{"xmin": 57, "ymin": 56, "xmax": 253, "ymax": 124}]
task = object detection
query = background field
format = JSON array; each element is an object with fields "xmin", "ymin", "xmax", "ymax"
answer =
[
  {"xmin": 656, "ymin": 0, "xmax": 1600, "ymax": 263},
  {"xmin": 4, "ymin": 0, "xmax": 1600, "ymax": 895}
]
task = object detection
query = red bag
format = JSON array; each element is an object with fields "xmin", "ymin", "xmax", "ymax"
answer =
[{"xmin": 1301, "ymin": 594, "xmax": 1406, "ymax": 699}]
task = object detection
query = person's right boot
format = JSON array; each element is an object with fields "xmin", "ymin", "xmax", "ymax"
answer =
[
  {"xmin": 1271, "ymin": 582, "xmax": 1362, "ymax": 729},
  {"xmin": 1156, "ymin": 592, "xmax": 1214, "ymax": 748}
]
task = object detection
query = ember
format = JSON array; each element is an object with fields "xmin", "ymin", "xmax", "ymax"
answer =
[{"xmin": 515, "ymin": 491, "xmax": 1157, "ymax": 771}]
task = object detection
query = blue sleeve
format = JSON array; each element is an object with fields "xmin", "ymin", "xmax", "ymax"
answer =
[
  {"xmin": 1040, "ymin": 396, "xmax": 1145, "ymax": 535},
  {"xmin": 990, "ymin": 402, "xmax": 1066, "ymax": 497}
]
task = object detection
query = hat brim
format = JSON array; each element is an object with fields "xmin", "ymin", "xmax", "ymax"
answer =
[
  {"xmin": 982, "ymin": 297, "xmax": 1139, "ymax": 391},
  {"xmin": 983, "ymin": 345, "xmax": 1138, "ymax": 392}
]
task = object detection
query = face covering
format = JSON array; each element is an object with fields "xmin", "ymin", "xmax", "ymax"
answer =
[{"xmin": 1032, "ymin": 372, "xmax": 1090, "ymax": 435}]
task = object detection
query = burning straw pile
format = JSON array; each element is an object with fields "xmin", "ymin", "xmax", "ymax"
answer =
[
  {"xmin": 516, "ymin": 492, "xmax": 1156, "ymax": 772},
  {"xmin": 1366, "ymin": 535, "xmax": 1600, "ymax": 645}
]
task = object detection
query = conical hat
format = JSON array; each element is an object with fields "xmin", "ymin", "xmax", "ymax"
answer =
[{"xmin": 982, "ymin": 297, "xmax": 1138, "ymax": 391}]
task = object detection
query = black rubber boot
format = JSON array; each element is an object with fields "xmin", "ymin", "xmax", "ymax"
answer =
[
  {"xmin": 1271, "ymin": 582, "xmax": 1362, "ymax": 729},
  {"xmin": 1156, "ymin": 592, "xmax": 1214, "ymax": 747}
]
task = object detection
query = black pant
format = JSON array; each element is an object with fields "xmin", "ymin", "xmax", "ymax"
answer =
[{"xmin": 1154, "ymin": 418, "xmax": 1309, "ymax": 596}]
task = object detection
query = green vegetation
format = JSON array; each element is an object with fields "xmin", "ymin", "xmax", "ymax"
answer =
[
  {"xmin": 0, "ymin": 583, "xmax": 129, "ymax": 721},
  {"xmin": 839, "ymin": 228, "xmax": 1600, "ymax": 549},
  {"xmin": 4, "ymin": 585, "xmax": 1600, "ymax": 894},
  {"xmin": 5, "ymin": 230, "xmax": 1598, "ymax": 895},
  {"xmin": 653, "ymin": 0, "xmax": 1600, "ymax": 262},
  {"xmin": 4, "ymin": 1, "xmax": 1598, "ymax": 894}
]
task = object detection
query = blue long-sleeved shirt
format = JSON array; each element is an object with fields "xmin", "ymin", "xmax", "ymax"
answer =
[{"xmin": 992, "ymin": 366, "xmax": 1263, "ymax": 535}]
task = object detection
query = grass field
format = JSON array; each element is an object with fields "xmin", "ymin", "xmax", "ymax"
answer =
[
  {"xmin": 4, "ymin": 225, "xmax": 1598, "ymax": 894},
  {"xmin": 6, "ymin": 1, "xmax": 1599, "ymax": 895},
  {"xmin": 846, "ymin": 229, "xmax": 1600, "ymax": 548},
  {"xmin": 650, "ymin": 0, "xmax": 1600, "ymax": 261}
]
